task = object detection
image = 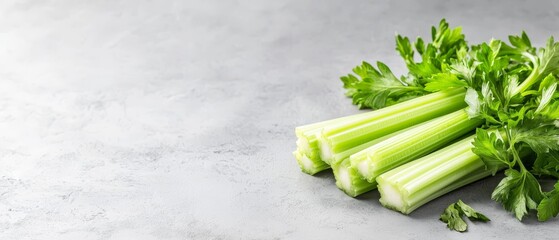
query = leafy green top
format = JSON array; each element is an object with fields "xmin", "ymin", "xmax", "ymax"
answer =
[
  {"xmin": 464, "ymin": 35, "xmax": 559, "ymax": 220},
  {"xmin": 341, "ymin": 19, "xmax": 466, "ymax": 109},
  {"xmin": 440, "ymin": 200, "xmax": 490, "ymax": 232},
  {"xmin": 340, "ymin": 19, "xmax": 559, "ymax": 221},
  {"xmin": 340, "ymin": 61, "xmax": 425, "ymax": 109}
]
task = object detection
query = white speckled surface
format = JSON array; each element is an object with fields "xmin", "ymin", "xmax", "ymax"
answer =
[{"xmin": 0, "ymin": 0, "xmax": 558, "ymax": 239}]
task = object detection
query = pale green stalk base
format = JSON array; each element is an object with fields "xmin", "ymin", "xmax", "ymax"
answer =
[
  {"xmin": 376, "ymin": 135, "xmax": 492, "ymax": 214},
  {"xmin": 318, "ymin": 88, "xmax": 467, "ymax": 165},
  {"xmin": 295, "ymin": 111, "xmax": 376, "ymax": 139},
  {"xmin": 293, "ymin": 150, "xmax": 330, "ymax": 175},
  {"xmin": 294, "ymin": 111, "xmax": 371, "ymax": 175},
  {"xmin": 351, "ymin": 108, "xmax": 482, "ymax": 183},
  {"xmin": 329, "ymin": 128, "xmax": 412, "ymax": 196},
  {"xmin": 332, "ymin": 158, "xmax": 376, "ymax": 197}
]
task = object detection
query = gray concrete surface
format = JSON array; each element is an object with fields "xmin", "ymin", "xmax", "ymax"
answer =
[{"xmin": 0, "ymin": 0, "xmax": 557, "ymax": 239}]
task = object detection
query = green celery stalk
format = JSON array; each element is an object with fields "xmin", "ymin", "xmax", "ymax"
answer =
[
  {"xmin": 376, "ymin": 135, "xmax": 492, "ymax": 214},
  {"xmin": 295, "ymin": 112, "xmax": 373, "ymax": 156},
  {"xmin": 294, "ymin": 111, "xmax": 375, "ymax": 175},
  {"xmin": 330, "ymin": 128, "xmax": 411, "ymax": 196},
  {"xmin": 293, "ymin": 150, "xmax": 329, "ymax": 175},
  {"xmin": 295, "ymin": 111, "xmax": 374, "ymax": 140},
  {"xmin": 350, "ymin": 108, "xmax": 482, "ymax": 183},
  {"xmin": 318, "ymin": 88, "xmax": 467, "ymax": 165},
  {"xmin": 332, "ymin": 158, "xmax": 376, "ymax": 197}
]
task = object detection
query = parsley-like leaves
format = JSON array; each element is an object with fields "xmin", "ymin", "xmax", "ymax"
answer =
[
  {"xmin": 341, "ymin": 19, "xmax": 559, "ymax": 222},
  {"xmin": 537, "ymin": 182, "xmax": 559, "ymax": 221},
  {"xmin": 340, "ymin": 61, "xmax": 426, "ymax": 109},
  {"xmin": 440, "ymin": 200, "xmax": 490, "ymax": 232},
  {"xmin": 492, "ymin": 169, "xmax": 544, "ymax": 220},
  {"xmin": 472, "ymin": 129, "xmax": 509, "ymax": 174},
  {"xmin": 343, "ymin": 19, "xmax": 467, "ymax": 109},
  {"xmin": 533, "ymin": 151, "xmax": 559, "ymax": 178}
]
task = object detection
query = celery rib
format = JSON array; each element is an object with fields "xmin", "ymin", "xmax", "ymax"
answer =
[
  {"xmin": 294, "ymin": 111, "xmax": 371, "ymax": 175},
  {"xmin": 318, "ymin": 88, "xmax": 467, "ymax": 165},
  {"xmin": 376, "ymin": 135, "xmax": 493, "ymax": 214},
  {"xmin": 332, "ymin": 158, "xmax": 376, "ymax": 197},
  {"xmin": 329, "ymin": 130, "xmax": 407, "ymax": 196},
  {"xmin": 351, "ymin": 109, "xmax": 482, "ymax": 183},
  {"xmin": 293, "ymin": 150, "xmax": 330, "ymax": 175}
]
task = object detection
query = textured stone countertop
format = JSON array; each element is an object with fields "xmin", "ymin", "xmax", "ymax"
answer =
[{"xmin": 0, "ymin": 0, "xmax": 558, "ymax": 239}]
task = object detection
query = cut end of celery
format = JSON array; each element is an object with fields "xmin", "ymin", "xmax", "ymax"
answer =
[
  {"xmin": 293, "ymin": 150, "xmax": 330, "ymax": 175},
  {"xmin": 337, "ymin": 166, "xmax": 352, "ymax": 191},
  {"xmin": 357, "ymin": 160, "xmax": 370, "ymax": 179},
  {"xmin": 300, "ymin": 153, "xmax": 314, "ymax": 170},
  {"xmin": 333, "ymin": 159, "xmax": 376, "ymax": 197},
  {"xmin": 296, "ymin": 137, "xmax": 311, "ymax": 153},
  {"xmin": 377, "ymin": 177, "xmax": 408, "ymax": 214},
  {"xmin": 354, "ymin": 156, "xmax": 378, "ymax": 183},
  {"xmin": 317, "ymin": 135, "xmax": 334, "ymax": 165}
]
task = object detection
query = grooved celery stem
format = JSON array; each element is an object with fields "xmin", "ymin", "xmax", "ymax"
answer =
[
  {"xmin": 328, "ymin": 130, "xmax": 406, "ymax": 196},
  {"xmin": 351, "ymin": 109, "xmax": 482, "ymax": 183},
  {"xmin": 331, "ymin": 128, "xmax": 405, "ymax": 164},
  {"xmin": 295, "ymin": 111, "xmax": 377, "ymax": 139},
  {"xmin": 344, "ymin": 118, "xmax": 438, "ymax": 169},
  {"xmin": 325, "ymin": 91, "xmax": 466, "ymax": 151},
  {"xmin": 318, "ymin": 88, "xmax": 467, "ymax": 165},
  {"xmin": 406, "ymin": 170, "xmax": 492, "ymax": 213},
  {"xmin": 376, "ymin": 135, "xmax": 493, "ymax": 214},
  {"xmin": 404, "ymin": 151, "xmax": 484, "ymax": 205},
  {"xmin": 293, "ymin": 150, "xmax": 330, "ymax": 175},
  {"xmin": 332, "ymin": 158, "xmax": 376, "ymax": 197},
  {"xmin": 294, "ymin": 111, "xmax": 374, "ymax": 175},
  {"xmin": 383, "ymin": 136, "xmax": 474, "ymax": 184},
  {"xmin": 379, "ymin": 164, "xmax": 491, "ymax": 214},
  {"xmin": 296, "ymin": 112, "xmax": 375, "ymax": 153}
]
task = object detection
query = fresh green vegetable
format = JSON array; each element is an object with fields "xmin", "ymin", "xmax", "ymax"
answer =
[
  {"xmin": 330, "ymin": 129, "xmax": 407, "ymax": 196},
  {"xmin": 318, "ymin": 88, "xmax": 467, "ymax": 165},
  {"xmin": 537, "ymin": 182, "xmax": 559, "ymax": 221},
  {"xmin": 332, "ymin": 158, "xmax": 376, "ymax": 197},
  {"xmin": 293, "ymin": 19, "xmax": 559, "ymax": 225},
  {"xmin": 294, "ymin": 111, "xmax": 376, "ymax": 174},
  {"xmin": 351, "ymin": 109, "xmax": 481, "ymax": 183},
  {"xmin": 465, "ymin": 37, "xmax": 559, "ymax": 220},
  {"xmin": 375, "ymin": 23, "xmax": 559, "ymax": 221},
  {"xmin": 377, "ymin": 135, "xmax": 494, "ymax": 214},
  {"xmin": 292, "ymin": 150, "xmax": 329, "ymax": 175},
  {"xmin": 440, "ymin": 200, "xmax": 490, "ymax": 232},
  {"xmin": 342, "ymin": 19, "xmax": 467, "ymax": 109}
]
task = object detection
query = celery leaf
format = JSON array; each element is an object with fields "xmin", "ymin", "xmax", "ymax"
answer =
[
  {"xmin": 440, "ymin": 203, "xmax": 468, "ymax": 232},
  {"xmin": 491, "ymin": 169, "xmax": 544, "ymax": 220},
  {"xmin": 537, "ymin": 182, "xmax": 559, "ymax": 221},
  {"xmin": 533, "ymin": 151, "xmax": 559, "ymax": 178},
  {"xmin": 472, "ymin": 129, "xmax": 509, "ymax": 174},
  {"xmin": 513, "ymin": 119, "xmax": 559, "ymax": 154},
  {"xmin": 456, "ymin": 200, "xmax": 490, "ymax": 222},
  {"xmin": 440, "ymin": 200, "xmax": 490, "ymax": 232},
  {"xmin": 341, "ymin": 61, "xmax": 426, "ymax": 109},
  {"xmin": 424, "ymin": 73, "xmax": 468, "ymax": 92}
]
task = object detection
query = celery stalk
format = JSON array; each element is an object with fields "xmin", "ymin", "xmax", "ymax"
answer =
[
  {"xmin": 376, "ymin": 135, "xmax": 493, "ymax": 214},
  {"xmin": 332, "ymin": 158, "xmax": 376, "ymax": 197},
  {"xmin": 330, "ymin": 127, "xmax": 416, "ymax": 196},
  {"xmin": 318, "ymin": 88, "xmax": 467, "ymax": 165},
  {"xmin": 293, "ymin": 150, "xmax": 330, "ymax": 175},
  {"xmin": 294, "ymin": 111, "xmax": 375, "ymax": 175},
  {"xmin": 296, "ymin": 111, "xmax": 372, "ymax": 153},
  {"xmin": 351, "ymin": 108, "xmax": 482, "ymax": 183}
]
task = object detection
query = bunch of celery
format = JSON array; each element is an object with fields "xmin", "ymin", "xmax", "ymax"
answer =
[{"xmin": 293, "ymin": 19, "xmax": 559, "ymax": 225}]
